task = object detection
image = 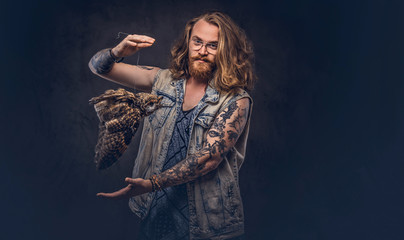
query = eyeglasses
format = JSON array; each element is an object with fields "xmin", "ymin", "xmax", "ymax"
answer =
[{"xmin": 190, "ymin": 38, "xmax": 218, "ymax": 55}]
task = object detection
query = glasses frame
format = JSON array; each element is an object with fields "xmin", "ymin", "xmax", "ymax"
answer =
[{"xmin": 189, "ymin": 37, "xmax": 218, "ymax": 55}]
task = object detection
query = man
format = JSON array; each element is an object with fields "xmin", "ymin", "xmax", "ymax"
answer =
[{"xmin": 89, "ymin": 11, "xmax": 255, "ymax": 240}]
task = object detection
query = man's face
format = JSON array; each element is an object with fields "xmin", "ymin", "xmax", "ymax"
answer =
[{"xmin": 188, "ymin": 19, "xmax": 219, "ymax": 81}]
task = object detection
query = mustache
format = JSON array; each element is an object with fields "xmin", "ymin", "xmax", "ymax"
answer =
[{"xmin": 190, "ymin": 55, "xmax": 213, "ymax": 63}]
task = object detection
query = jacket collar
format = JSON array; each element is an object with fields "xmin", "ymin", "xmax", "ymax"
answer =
[{"xmin": 203, "ymin": 82, "xmax": 219, "ymax": 103}]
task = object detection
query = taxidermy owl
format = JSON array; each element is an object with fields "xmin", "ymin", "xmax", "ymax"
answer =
[{"xmin": 89, "ymin": 88, "xmax": 162, "ymax": 170}]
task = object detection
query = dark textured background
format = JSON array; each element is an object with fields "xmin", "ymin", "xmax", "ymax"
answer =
[{"xmin": 1, "ymin": 0, "xmax": 403, "ymax": 239}]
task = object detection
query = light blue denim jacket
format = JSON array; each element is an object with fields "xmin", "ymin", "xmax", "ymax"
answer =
[{"xmin": 129, "ymin": 69, "xmax": 253, "ymax": 239}]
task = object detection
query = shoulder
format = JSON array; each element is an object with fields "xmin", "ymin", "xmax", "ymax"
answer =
[
  {"xmin": 152, "ymin": 69, "xmax": 176, "ymax": 91},
  {"xmin": 220, "ymin": 87, "xmax": 253, "ymax": 109},
  {"xmin": 152, "ymin": 68, "xmax": 170, "ymax": 85}
]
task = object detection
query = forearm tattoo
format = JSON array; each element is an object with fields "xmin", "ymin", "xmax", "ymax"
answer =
[
  {"xmin": 90, "ymin": 48, "xmax": 115, "ymax": 74},
  {"xmin": 155, "ymin": 99, "xmax": 250, "ymax": 189}
]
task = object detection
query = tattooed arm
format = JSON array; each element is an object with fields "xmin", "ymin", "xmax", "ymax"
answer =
[
  {"xmin": 155, "ymin": 97, "xmax": 251, "ymax": 188},
  {"xmin": 88, "ymin": 34, "xmax": 160, "ymax": 92},
  {"xmin": 97, "ymin": 97, "xmax": 251, "ymax": 199}
]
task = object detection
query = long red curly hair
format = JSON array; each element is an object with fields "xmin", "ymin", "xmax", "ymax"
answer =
[{"xmin": 170, "ymin": 11, "xmax": 256, "ymax": 92}]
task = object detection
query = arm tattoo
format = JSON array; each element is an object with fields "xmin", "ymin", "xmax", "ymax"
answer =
[
  {"xmin": 137, "ymin": 65, "xmax": 154, "ymax": 70},
  {"xmin": 155, "ymin": 99, "xmax": 250, "ymax": 189},
  {"xmin": 90, "ymin": 48, "xmax": 115, "ymax": 74}
]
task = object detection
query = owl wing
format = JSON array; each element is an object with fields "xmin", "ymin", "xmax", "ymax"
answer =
[
  {"xmin": 94, "ymin": 122, "xmax": 133, "ymax": 170},
  {"xmin": 90, "ymin": 89, "xmax": 142, "ymax": 170}
]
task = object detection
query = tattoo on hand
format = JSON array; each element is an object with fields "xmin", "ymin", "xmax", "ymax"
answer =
[{"xmin": 155, "ymin": 99, "xmax": 250, "ymax": 189}]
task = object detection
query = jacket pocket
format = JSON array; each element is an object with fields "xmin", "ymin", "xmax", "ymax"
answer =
[{"xmin": 192, "ymin": 113, "xmax": 217, "ymax": 151}]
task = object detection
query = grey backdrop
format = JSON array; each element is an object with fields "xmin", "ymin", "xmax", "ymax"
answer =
[{"xmin": 1, "ymin": 0, "xmax": 403, "ymax": 239}]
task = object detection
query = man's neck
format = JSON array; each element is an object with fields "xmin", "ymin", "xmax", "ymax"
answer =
[
  {"xmin": 182, "ymin": 76, "xmax": 208, "ymax": 111},
  {"xmin": 186, "ymin": 76, "xmax": 208, "ymax": 89}
]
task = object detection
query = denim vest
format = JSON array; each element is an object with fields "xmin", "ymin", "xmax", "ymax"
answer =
[{"xmin": 129, "ymin": 69, "xmax": 253, "ymax": 239}]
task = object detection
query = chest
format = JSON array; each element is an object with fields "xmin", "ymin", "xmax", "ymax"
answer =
[{"xmin": 182, "ymin": 83, "xmax": 206, "ymax": 111}]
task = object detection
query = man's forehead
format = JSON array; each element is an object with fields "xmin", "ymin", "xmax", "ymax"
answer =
[{"xmin": 190, "ymin": 19, "xmax": 219, "ymax": 42}]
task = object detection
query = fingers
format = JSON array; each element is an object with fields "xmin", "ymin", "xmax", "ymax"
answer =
[
  {"xmin": 96, "ymin": 184, "xmax": 133, "ymax": 200},
  {"xmin": 126, "ymin": 34, "xmax": 155, "ymax": 45},
  {"xmin": 137, "ymin": 42, "xmax": 154, "ymax": 48},
  {"xmin": 126, "ymin": 41, "xmax": 154, "ymax": 49},
  {"xmin": 113, "ymin": 34, "xmax": 155, "ymax": 57},
  {"xmin": 96, "ymin": 192, "xmax": 114, "ymax": 197},
  {"xmin": 96, "ymin": 178, "xmax": 148, "ymax": 200}
]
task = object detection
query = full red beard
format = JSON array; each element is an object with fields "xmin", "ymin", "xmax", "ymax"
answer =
[{"xmin": 188, "ymin": 55, "xmax": 216, "ymax": 82}]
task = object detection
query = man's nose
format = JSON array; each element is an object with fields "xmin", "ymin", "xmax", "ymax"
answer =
[{"xmin": 198, "ymin": 45, "xmax": 208, "ymax": 55}]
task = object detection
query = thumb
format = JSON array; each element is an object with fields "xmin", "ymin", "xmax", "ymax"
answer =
[{"xmin": 125, "ymin": 177, "xmax": 138, "ymax": 184}]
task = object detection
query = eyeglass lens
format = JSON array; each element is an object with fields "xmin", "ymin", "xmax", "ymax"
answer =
[{"xmin": 191, "ymin": 39, "xmax": 217, "ymax": 54}]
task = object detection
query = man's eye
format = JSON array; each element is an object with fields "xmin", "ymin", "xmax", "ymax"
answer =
[
  {"xmin": 194, "ymin": 40, "xmax": 203, "ymax": 45},
  {"xmin": 208, "ymin": 43, "xmax": 218, "ymax": 50}
]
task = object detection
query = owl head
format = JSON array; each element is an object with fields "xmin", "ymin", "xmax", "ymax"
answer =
[{"xmin": 134, "ymin": 92, "xmax": 163, "ymax": 116}]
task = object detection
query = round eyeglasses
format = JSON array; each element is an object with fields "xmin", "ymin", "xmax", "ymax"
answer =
[{"xmin": 190, "ymin": 38, "xmax": 218, "ymax": 55}]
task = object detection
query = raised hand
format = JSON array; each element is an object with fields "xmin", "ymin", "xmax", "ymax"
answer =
[{"xmin": 111, "ymin": 34, "xmax": 155, "ymax": 58}]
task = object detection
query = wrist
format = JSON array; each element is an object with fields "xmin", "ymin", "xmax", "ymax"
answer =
[
  {"xmin": 149, "ymin": 175, "xmax": 162, "ymax": 192},
  {"xmin": 109, "ymin": 48, "xmax": 124, "ymax": 63},
  {"xmin": 110, "ymin": 47, "xmax": 119, "ymax": 57}
]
